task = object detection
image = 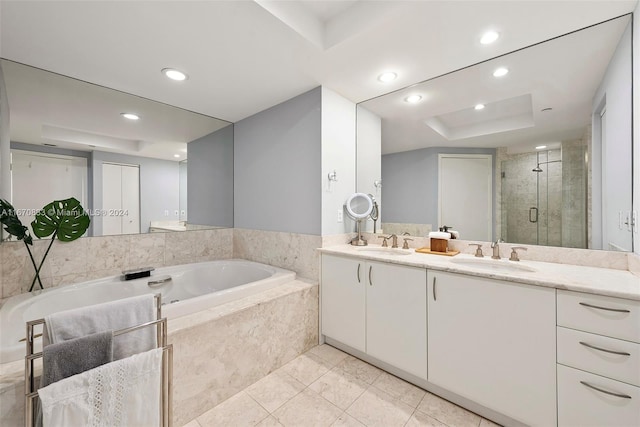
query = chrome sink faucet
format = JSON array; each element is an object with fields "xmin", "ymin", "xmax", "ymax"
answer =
[{"xmin": 491, "ymin": 239, "xmax": 504, "ymax": 259}]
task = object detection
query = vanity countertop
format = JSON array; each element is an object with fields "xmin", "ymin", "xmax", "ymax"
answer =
[{"xmin": 320, "ymin": 245, "xmax": 640, "ymax": 301}]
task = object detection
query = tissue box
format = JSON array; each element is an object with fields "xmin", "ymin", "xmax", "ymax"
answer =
[
  {"xmin": 430, "ymin": 238, "xmax": 448, "ymax": 253},
  {"xmin": 428, "ymin": 231, "xmax": 451, "ymax": 253}
]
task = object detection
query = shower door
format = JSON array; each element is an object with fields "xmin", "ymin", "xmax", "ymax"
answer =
[{"xmin": 501, "ymin": 149, "xmax": 584, "ymax": 247}]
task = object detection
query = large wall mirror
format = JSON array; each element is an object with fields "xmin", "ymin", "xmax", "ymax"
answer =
[
  {"xmin": 357, "ymin": 15, "xmax": 633, "ymax": 252},
  {"xmin": 1, "ymin": 59, "xmax": 233, "ymax": 237}
]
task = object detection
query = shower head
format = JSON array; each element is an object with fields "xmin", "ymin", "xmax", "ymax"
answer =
[{"xmin": 532, "ymin": 165, "xmax": 543, "ymax": 172}]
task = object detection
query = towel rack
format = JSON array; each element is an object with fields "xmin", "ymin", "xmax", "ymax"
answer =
[{"xmin": 24, "ymin": 294, "xmax": 172, "ymax": 427}]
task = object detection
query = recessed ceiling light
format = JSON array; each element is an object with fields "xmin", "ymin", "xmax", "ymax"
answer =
[
  {"xmin": 162, "ymin": 68, "xmax": 188, "ymax": 81},
  {"xmin": 474, "ymin": 104, "xmax": 485, "ymax": 110},
  {"xmin": 536, "ymin": 145, "xmax": 547, "ymax": 150},
  {"xmin": 121, "ymin": 113, "xmax": 140, "ymax": 120},
  {"xmin": 174, "ymin": 154, "xmax": 181, "ymax": 158},
  {"xmin": 404, "ymin": 95, "xmax": 422, "ymax": 104},
  {"xmin": 493, "ymin": 67, "xmax": 509, "ymax": 77},
  {"xmin": 480, "ymin": 31, "xmax": 500, "ymax": 45},
  {"xmin": 378, "ymin": 72, "xmax": 397, "ymax": 83}
]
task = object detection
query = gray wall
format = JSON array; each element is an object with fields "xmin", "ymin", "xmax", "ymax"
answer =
[
  {"xmin": 382, "ymin": 146, "xmax": 496, "ymax": 230},
  {"xmin": 234, "ymin": 87, "xmax": 321, "ymax": 235},
  {"xmin": 187, "ymin": 124, "xmax": 234, "ymax": 227},
  {"xmin": 591, "ymin": 22, "xmax": 632, "ymax": 251},
  {"xmin": 92, "ymin": 151, "xmax": 179, "ymax": 234}
]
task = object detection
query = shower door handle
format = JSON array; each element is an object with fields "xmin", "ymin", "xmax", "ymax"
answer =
[{"xmin": 529, "ymin": 207, "xmax": 538, "ymax": 223}]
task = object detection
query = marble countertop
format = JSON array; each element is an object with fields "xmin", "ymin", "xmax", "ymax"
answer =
[{"xmin": 319, "ymin": 245, "xmax": 640, "ymax": 301}]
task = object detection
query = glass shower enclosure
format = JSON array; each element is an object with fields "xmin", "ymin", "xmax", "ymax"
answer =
[{"xmin": 500, "ymin": 145, "xmax": 587, "ymax": 248}]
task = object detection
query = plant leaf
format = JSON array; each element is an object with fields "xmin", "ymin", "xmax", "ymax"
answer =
[
  {"xmin": 31, "ymin": 197, "xmax": 90, "ymax": 242},
  {"xmin": 0, "ymin": 198, "xmax": 33, "ymax": 244}
]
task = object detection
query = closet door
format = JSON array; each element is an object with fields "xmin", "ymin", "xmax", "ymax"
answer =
[
  {"xmin": 102, "ymin": 163, "xmax": 123, "ymax": 235},
  {"xmin": 102, "ymin": 163, "xmax": 140, "ymax": 235},
  {"xmin": 120, "ymin": 165, "xmax": 140, "ymax": 234}
]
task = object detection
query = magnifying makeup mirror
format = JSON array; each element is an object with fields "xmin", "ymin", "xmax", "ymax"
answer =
[{"xmin": 345, "ymin": 193, "xmax": 374, "ymax": 246}]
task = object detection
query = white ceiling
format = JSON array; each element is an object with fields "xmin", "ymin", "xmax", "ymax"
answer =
[
  {"xmin": 1, "ymin": 0, "xmax": 636, "ymax": 125},
  {"xmin": 360, "ymin": 15, "xmax": 631, "ymax": 154},
  {"xmin": 1, "ymin": 59, "xmax": 230, "ymax": 161}
]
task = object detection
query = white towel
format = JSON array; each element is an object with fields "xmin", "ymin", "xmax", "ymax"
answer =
[
  {"xmin": 43, "ymin": 294, "xmax": 157, "ymax": 360},
  {"xmin": 39, "ymin": 347, "xmax": 163, "ymax": 427}
]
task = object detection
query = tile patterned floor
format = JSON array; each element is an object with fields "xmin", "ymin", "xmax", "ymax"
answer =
[{"xmin": 183, "ymin": 345, "xmax": 501, "ymax": 427}]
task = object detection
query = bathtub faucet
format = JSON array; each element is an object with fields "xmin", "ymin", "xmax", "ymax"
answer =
[{"xmin": 121, "ymin": 267, "xmax": 155, "ymax": 281}]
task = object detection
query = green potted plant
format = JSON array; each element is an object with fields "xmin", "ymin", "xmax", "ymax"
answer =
[{"xmin": 0, "ymin": 197, "xmax": 90, "ymax": 291}]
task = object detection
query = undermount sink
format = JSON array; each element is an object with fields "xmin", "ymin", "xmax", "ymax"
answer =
[
  {"xmin": 450, "ymin": 257, "xmax": 536, "ymax": 273},
  {"xmin": 357, "ymin": 247, "xmax": 412, "ymax": 256}
]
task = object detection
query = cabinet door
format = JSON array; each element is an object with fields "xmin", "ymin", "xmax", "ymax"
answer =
[
  {"xmin": 428, "ymin": 271, "xmax": 556, "ymax": 427},
  {"xmin": 321, "ymin": 255, "xmax": 366, "ymax": 352},
  {"xmin": 366, "ymin": 261, "xmax": 427, "ymax": 379}
]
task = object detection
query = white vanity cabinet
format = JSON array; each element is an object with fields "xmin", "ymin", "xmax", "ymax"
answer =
[
  {"xmin": 321, "ymin": 255, "xmax": 427, "ymax": 378},
  {"xmin": 556, "ymin": 290, "xmax": 640, "ymax": 427},
  {"xmin": 427, "ymin": 271, "xmax": 557, "ymax": 427}
]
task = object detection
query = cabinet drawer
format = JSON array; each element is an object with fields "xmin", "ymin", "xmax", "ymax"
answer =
[
  {"xmin": 557, "ymin": 290, "xmax": 640, "ymax": 343},
  {"xmin": 558, "ymin": 364, "xmax": 640, "ymax": 427},
  {"xmin": 558, "ymin": 327, "xmax": 640, "ymax": 387}
]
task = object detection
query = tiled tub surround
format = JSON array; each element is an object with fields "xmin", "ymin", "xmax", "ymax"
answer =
[
  {"xmin": 234, "ymin": 228, "xmax": 323, "ymax": 281},
  {"xmin": 0, "ymin": 279, "xmax": 319, "ymax": 427},
  {"xmin": 0, "ymin": 228, "xmax": 234, "ymax": 301}
]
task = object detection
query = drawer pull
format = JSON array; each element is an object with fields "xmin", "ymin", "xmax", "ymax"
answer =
[
  {"xmin": 579, "ymin": 302, "xmax": 630, "ymax": 313},
  {"xmin": 369, "ymin": 266, "xmax": 373, "ymax": 286},
  {"xmin": 580, "ymin": 381, "xmax": 632, "ymax": 399},
  {"xmin": 357, "ymin": 264, "xmax": 361, "ymax": 283},
  {"xmin": 579, "ymin": 341, "xmax": 631, "ymax": 356}
]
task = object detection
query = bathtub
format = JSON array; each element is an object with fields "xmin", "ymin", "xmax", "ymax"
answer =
[{"xmin": 0, "ymin": 259, "xmax": 296, "ymax": 364}]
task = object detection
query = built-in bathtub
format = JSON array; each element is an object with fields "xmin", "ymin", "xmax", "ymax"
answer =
[{"xmin": 0, "ymin": 259, "xmax": 296, "ymax": 364}]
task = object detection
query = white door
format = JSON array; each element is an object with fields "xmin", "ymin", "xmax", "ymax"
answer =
[
  {"xmin": 366, "ymin": 261, "xmax": 427, "ymax": 379},
  {"xmin": 11, "ymin": 150, "xmax": 88, "ymax": 228},
  {"xmin": 438, "ymin": 154, "xmax": 492, "ymax": 241},
  {"xmin": 102, "ymin": 163, "xmax": 140, "ymax": 236},
  {"xmin": 321, "ymin": 255, "xmax": 366, "ymax": 352},
  {"xmin": 120, "ymin": 164, "xmax": 140, "ymax": 234}
]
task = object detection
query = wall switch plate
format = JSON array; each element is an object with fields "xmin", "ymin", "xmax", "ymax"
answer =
[
  {"xmin": 337, "ymin": 210, "xmax": 343, "ymax": 223},
  {"xmin": 164, "ymin": 210, "xmax": 169, "ymax": 216}
]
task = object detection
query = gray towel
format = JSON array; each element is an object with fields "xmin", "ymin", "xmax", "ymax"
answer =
[
  {"xmin": 41, "ymin": 331, "xmax": 113, "ymax": 387},
  {"xmin": 43, "ymin": 294, "xmax": 157, "ymax": 360}
]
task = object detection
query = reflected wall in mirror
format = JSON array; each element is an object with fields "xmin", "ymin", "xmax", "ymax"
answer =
[
  {"xmin": 356, "ymin": 15, "xmax": 633, "ymax": 251},
  {"xmin": 1, "ymin": 59, "xmax": 233, "ymax": 237}
]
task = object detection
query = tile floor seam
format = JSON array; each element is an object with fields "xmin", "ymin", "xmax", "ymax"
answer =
[
  {"xmin": 245, "ymin": 391, "xmax": 276, "ymax": 425},
  {"xmin": 402, "ymin": 408, "xmax": 418, "ymax": 427},
  {"xmin": 339, "ymin": 377, "xmax": 375, "ymax": 419},
  {"xmin": 304, "ymin": 381, "xmax": 346, "ymax": 423}
]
